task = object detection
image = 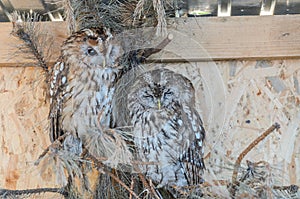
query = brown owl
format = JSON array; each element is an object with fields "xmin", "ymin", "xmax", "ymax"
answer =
[
  {"xmin": 49, "ymin": 27, "xmax": 123, "ymax": 155},
  {"xmin": 114, "ymin": 68, "xmax": 206, "ymax": 190}
]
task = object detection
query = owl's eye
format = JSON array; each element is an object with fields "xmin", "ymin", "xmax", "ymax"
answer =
[
  {"xmin": 164, "ymin": 90, "xmax": 174, "ymax": 97},
  {"xmin": 143, "ymin": 90, "xmax": 154, "ymax": 100},
  {"xmin": 87, "ymin": 47, "xmax": 98, "ymax": 56},
  {"xmin": 143, "ymin": 94, "xmax": 154, "ymax": 99}
]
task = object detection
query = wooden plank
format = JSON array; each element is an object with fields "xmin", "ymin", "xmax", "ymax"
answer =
[
  {"xmin": 9, "ymin": 0, "xmax": 44, "ymax": 10},
  {"xmin": 156, "ymin": 15, "xmax": 300, "ymax": 61},
  {"xmin": 1, "ymin": 15, "xmax": 300, "ymax": 65}
]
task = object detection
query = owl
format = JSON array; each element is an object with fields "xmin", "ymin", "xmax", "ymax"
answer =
[
  {"xmin": 49, "ymin": 27, "xmax": 123, "ymax": 153},
  {"xmin": 125, "ymin": 68, "xmax": 206, "ymax": 188}
]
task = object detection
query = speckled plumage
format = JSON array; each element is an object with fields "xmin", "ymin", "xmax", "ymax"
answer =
[
  {"xmin": 49, "ymin": 27, "xmax": 123, "ymax": 152},
  {"xmin": 127, "ymin": 68, "xmax": 206, "ymax": 188}
]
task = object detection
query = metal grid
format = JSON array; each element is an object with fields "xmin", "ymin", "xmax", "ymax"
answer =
[{"xmin": 0, "ymin": 0, "xmax": 299, "ymax": 22}]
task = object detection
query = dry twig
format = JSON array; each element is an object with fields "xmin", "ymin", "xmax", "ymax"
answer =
[
  {"xmin": 137, "ymin": 170, "xmax": 161, "ymax": 199},
  {"xmin": 230, "ymin": 122, "xmax": 280, "ymax": 195},
  {"xmin": 129, "ymin": 176, "xmax": 135, "ymax": 199},
  {"xmin": 34, "ymin": 133, "xmax": 70, "ymax": 166},
  {"xmin": 83, "ymin": 148, "xmax": 141, "ymax": 199},
  {"xmin": 120, "ymin": 33, "xmax": 173, "ymax": 76},
  {"xmin": 142, "ymin": 33, "xmax": 173, "ymax": 59}
]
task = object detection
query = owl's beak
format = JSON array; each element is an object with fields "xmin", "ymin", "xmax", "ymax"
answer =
[
  {"xmin": 103, "ymin": 59, "xmax": 106, "ymax": 67},
  {"xmin": 157, "ymin": 99, "xmax": 161, "ymax": 110}
]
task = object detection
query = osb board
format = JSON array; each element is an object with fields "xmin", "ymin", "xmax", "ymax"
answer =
[
  {"xmin": 0, "ymin": 66, "xmax": 63, "ymax": 198},
  {"xmin": 2, "ymin": 15, "xmax": 300, "ymax": 66},
  {"xmin": 0, "ymin": 60, "xmax": 299, "ymax": 197},
  {"xmin": 161, "ymin": 60, "xmax": 299, "ymax": 192}
]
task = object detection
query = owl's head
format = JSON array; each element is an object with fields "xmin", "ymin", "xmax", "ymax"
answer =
[
  {"xmin": 129, "ymin": 69, "xmax": 195, "ymax": 111},
  {"xmin": 62, "ymin": 27, "xmax": 123, "ymax": 68}
]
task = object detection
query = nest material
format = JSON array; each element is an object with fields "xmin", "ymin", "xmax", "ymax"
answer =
[{"xmin": 56, "ymin": 0, "xmax": 177, "ymax": 35}]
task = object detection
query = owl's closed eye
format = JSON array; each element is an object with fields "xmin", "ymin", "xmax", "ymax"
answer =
[{"xmin": 125, "ymin": 68, "xmax": 206, "ymax": 190}]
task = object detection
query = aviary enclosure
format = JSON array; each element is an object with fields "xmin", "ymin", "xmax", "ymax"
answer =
[{"xmin": 0, "ymin": 0, "xmax": 299, "ymax": 198}]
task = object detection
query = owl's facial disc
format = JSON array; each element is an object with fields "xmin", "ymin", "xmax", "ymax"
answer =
[
  {"xmin": 81, "ymin": 39, "xmax": 106, "ymax": 67},
  {"xmin": 141, "ymin": 84, "xmax": 175, "ymax": 110},
  {"xmin": 82, "ymin": 34, "xmax": 121, "ymax": 68},
  {"xmin": 161, "ymin": 88, "xmax": 175, "ymax": 108}
]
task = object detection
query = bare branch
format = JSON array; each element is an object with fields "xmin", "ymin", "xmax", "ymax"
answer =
[{"xmin": 230, "ymin": 123, "xmax": 280, "ymax": 196}]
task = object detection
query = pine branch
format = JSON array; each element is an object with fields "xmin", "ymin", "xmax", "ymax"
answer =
[
  {"xmin": 0, "ymin": 187, "xmax": 67, "ymax": 197},
  {"xmin": 82, "ymin": 147, "xmax": 141, "ymax": 199},
  {"xmin": 11, "ymin": 12, "xmax": 52, "ymax": 74}
]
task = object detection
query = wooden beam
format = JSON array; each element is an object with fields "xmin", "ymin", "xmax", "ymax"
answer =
[
  {"xmin": 156, "ymin": 15, "xmax": 300, "ymax": 61},
  {"xmin": 1, "ymin": 15, "xmax": 300, "ymax": 66}
]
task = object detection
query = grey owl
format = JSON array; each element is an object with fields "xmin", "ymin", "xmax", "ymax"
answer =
[
  {"xmin": 49, "ymin": 27, "xmax": 123, "ymax": 154},
  {"xmin": 127, "ymin": 68, "xmax": 206, "ymax": 187}
]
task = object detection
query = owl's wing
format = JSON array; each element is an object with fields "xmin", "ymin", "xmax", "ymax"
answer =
[
  {"xmin": 180, "ymin": 107, "xmax": 206, "ymax": 185},
  {"xmin": 49, "ymin": 60, "xmax": 68, "ymax": 142}
]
